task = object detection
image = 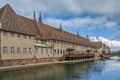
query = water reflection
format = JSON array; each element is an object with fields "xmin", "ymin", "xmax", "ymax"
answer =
[
  {"xmin": 110, "ymin": 56, "xmax": 120, "ymax": 60},
  {"xmin": 0, "ymin": 58, "xmax": 120, "ymax": 80}
]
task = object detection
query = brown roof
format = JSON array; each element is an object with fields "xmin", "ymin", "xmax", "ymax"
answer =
[
  {"xmin": 17, "ymin": 11, "xmax": 94, "ymax": 47},
  {"xmin": 0, "ymin": 4, "xmax": 5, "ymax": 20},
  {"xmin": 37, "ymin": 22, "xmax": 94, "ymax": 47},
  {"xmin": 0, "ymin": 4, "xmax": 94, "ymax": 47},
  {"xmin": 18, "ymin": 15, "xmax": 39, "ymax": 35},
  {"xmin": 0, "ymin": 4, "xmax": 35, "ymax": 36}
]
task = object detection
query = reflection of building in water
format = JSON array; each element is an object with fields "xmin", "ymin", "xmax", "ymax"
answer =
[
  {"xmin": 0, "ymin": 61, "xmax": 95, "ymax": 80},
  {"xmin": 92, "ymin": 41, "xmax": 110, "ymax": 54}
]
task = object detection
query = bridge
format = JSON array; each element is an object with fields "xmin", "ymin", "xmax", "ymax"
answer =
[{"xmin": 100, "ymin": 53, "xmax": 120, "ymax": 59}]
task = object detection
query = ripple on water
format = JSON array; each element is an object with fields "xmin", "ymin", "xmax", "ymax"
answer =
[{"xmin": 0, "ymin": 59, "xmax": 120, "ymax": 80}]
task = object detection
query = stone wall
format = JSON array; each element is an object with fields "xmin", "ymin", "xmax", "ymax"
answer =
[
  {"xmin": 0, "ymin": 31, "xmax": 35, "ymax": 60},
  {"xmin": 0, "ymin": 57, "xmax": 60, "ymax": 67}
]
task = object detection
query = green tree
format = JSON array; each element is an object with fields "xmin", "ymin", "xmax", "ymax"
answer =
[
  {"xmin": 102, "ymin": 50, "xmax": 105, "ymax": 54},
  {"xmin": 117, "ymin": 50, "xmax": 120, "ymax": 54}
]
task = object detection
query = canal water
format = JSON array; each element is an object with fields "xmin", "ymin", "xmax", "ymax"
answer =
[{"xmin": 0, "ymin": 57, "xmax": 120, "ymax": 80}]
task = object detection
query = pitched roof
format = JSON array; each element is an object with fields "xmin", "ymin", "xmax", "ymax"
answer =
[
  {"xmin": 0, "ymin": 4, "xmax": 6, "ymax": 21},
  {"xmin": 18, "ymin": 14, "xmax": 92, "ymax": 47},
  {"xmin": 0, "ymin": 4, "xmax": 35, "ymax": 36},
  {"xmin": 18, "ymin": 15, "xmax": 39, "ymax": 35},
  {"xmin": 37, "ymin": 22, "xmax": 94, "ymax": 47}
]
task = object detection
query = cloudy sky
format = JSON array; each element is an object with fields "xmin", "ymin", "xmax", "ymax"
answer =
[{"xmin": 0, "ymin": 0, "xmax": 120, "ymax": 51}]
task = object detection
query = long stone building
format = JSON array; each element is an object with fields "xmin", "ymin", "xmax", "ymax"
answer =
[{"xmin": 0, "ymin": 4, "xmax": 99, "ymax": 66}]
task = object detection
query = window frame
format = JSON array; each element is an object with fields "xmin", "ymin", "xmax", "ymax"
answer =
[
  {"xmin": 28, "ymin": 48, "xmax": 32, "ymax": 54},
  {"xmin": 23, "ymin": 48, "xmax": 27, "ymax": 54},
  {"xmin": 41, "ymin": 48, "xmax": 43, "ymax": 54},
  {"xmin": 11, "ymin": 47, "xmax": 14, "ymax": 54},
  {"xmin": 3, "ymin": 46, "xmax": 8, "ymax": 54},
  {"xmin": 17, "ymin": 47, "xmax": 20, "ymax": 54},
  {"xmin": 46, "ymin": 49, "xmax": 48, "ymax": 54}
]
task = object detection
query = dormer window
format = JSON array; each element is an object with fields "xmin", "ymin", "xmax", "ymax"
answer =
[{"xmin": 8, "ymin": 24, "xmax": 10, "ymax": 27}]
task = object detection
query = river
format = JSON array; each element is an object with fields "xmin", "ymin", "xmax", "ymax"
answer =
[{"xmin": 0, "ymin": 57, "xmax": 120, "ymax": 80}]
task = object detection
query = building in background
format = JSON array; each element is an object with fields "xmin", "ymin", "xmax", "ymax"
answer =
[{"xmin": 92, "ymin": 41, "xmax": 110, "ymax": 54}]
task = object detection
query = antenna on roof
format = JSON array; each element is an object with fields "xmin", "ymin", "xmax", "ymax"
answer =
[
  {"xmin": 39, "ymin": 11, "xmax": 42, "ymax": 22},
  {"xmin": 59, "ymin": 22, "xmax": 63, "ymax": 32},
  {"xmin": 33, "ymin": 11, "xmax": 36, "ymax": 20}
]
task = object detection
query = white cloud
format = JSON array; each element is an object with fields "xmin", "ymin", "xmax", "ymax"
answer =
[
  {"xmin": 0, "ymin": 0, "xmax": 119, "ymax": 27},
  {"xmin": 104, "ymin": 22, "xmax": 117, "ymax": 28},
  {"xmin": 90, "ymin": 36, "xmax": 120, "ymax": 51},
  {"xmin": 1, "ymin": 0, "xmax": 120, "ymax": 15},
  {"xmin": 44, "ymin": 17, "xmax": 117, "ymax": 29},
  {"xmin": 89, "ymin": 36, "xmax": 98, "ymax": 42}
]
